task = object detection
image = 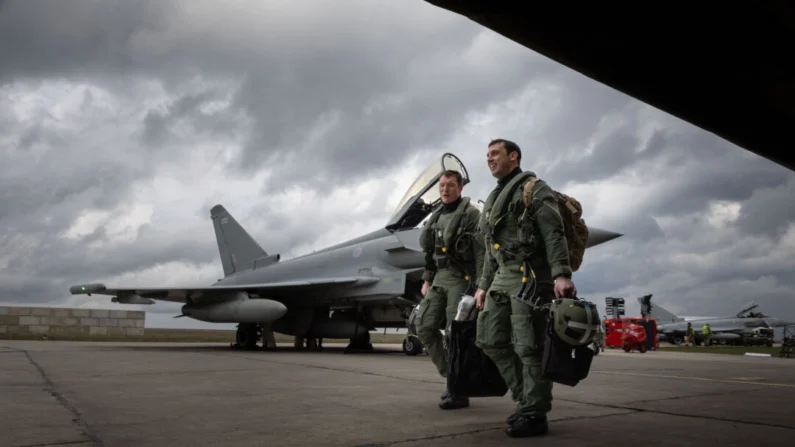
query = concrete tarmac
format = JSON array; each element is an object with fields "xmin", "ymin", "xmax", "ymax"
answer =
[{"xmin": 1, "ymin": 341, "xmax": 793, "ymax": 447}]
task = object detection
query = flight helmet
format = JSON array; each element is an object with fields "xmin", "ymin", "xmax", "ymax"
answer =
[{"xmin": 548, "ymin": 298, "xmax": 601, "ymax": 347}]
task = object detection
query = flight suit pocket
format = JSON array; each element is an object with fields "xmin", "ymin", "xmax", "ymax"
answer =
[
  {"xmin": 511, "ymin": 314, "xmax": 539, "ymax": 358},
  {"xmin": 477, "ymin": 309, "xmax": 511, "ymax": 349},
  {"xmin": 506, "ymin": 265, "xmax": 523, "ymax": 274},
  {"xmin": 416, "ymin": 299, "xmax": 430, "ymax": 329}
]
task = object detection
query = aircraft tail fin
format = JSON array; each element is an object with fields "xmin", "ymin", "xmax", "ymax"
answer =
[
  {"xmin": 210, "ymin": 204, "xmax": 271, "ymax": 277},
  {"xmin": 638, "ymin": 294, "xmax": 682, "ymax": 323}
]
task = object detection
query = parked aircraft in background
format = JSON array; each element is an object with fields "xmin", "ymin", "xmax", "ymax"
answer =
[
  {"xmin": 70, "ymin": 153, "xmax": 623, "ymax": 350},
  {"xmin": 638, "ymin": 295, "xmax": 795, "ymax": 345}
]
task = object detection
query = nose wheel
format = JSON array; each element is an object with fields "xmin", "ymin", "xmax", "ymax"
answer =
[{"xmin": 403, "ymin": 335, "xmax": 424, "ymax": 356}]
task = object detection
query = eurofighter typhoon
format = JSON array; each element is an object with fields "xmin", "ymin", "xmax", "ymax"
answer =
[{"xmin": 70, "ymin": 153, "xmax": 623, "ymax": 350}]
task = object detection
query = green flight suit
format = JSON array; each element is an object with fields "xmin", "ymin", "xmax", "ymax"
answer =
[
  {"xmin": 476, "ymin": 168, "xmax": 572, "ymax": 417},
  {"xmin": 417, "ymin": 197, "xmax": 485, "ymax": 377}
]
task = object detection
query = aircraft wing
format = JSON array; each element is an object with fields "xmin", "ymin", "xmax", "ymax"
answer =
[{"xmin": 69, "ymin": 276, "xmax": 380, "ymax": 305}]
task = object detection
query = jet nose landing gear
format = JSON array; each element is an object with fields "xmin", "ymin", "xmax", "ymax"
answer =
[{"xmin": 403, "ymin": 335, "xmax": 424, "ymax": 356}]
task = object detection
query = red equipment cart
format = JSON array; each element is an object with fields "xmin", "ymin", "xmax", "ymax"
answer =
[
  {"xmin": 621, "ymin": 323, "xmax": 648, "ymax": 353},
  {"xmin": 604, "ymin": 318, "xmax": 659, "ymax": 352}
]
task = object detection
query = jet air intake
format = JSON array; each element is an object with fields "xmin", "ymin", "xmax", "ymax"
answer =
[{"xmin": 181, "ymin": 293, "xmax": 287, "ymax": 323}]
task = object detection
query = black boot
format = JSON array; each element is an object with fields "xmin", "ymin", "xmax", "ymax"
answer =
[
  {"xmin": 505, "ymin": 412, "xmax": 519, "ymax": 425},
  {"xmin": 505, "ymin": 414, "xmax": 548, "ymax": 438},
  {"xmin": 439, "ymin": 393, "xmax": 470, "ymax": 410}
]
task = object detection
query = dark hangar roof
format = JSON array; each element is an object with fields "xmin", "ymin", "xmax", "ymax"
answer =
[{"xmin": 425, "ymin": 1, "xmax": 795, "ymax": 172}]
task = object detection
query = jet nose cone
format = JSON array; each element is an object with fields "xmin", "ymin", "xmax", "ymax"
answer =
[{"xmin": 586, "ymin": 227, "xmax": 624, "ymax": 248}]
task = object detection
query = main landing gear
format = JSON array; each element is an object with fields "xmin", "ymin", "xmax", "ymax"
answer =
[
  {"xmin": 231, "ymin": 323, "xmax": 261, "ymax": 351},
  {"xmin": 230, "ymin": 321, "xmax": 375, "ymax": 353},
  {"xmin": 344, "ymin": 330, "xmax": 373, "ymax": 353}
]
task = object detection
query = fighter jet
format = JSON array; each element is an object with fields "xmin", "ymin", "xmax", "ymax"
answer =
[
  {"xmin": 638, "ymin": 295, "xmax": 795, "ymax": 346},
  {"xmin": 69, "ymin": 153, "xmax": 623, "ymax": 350}
]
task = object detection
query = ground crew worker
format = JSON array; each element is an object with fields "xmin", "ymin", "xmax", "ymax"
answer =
[
  {"xmin": 474, "ymin": 138, "xmax": 577, "ymax": 438},
  {"xmin": 685, "ymin": 322, "xmax": 694, "ymax": 347},
  {"xmin": 417, "ymin": 169, "xmax": 485, "ymax": 410},
  {"xmin": 702, "ymin": 323, "xmax": 712, "ymax": 346}
]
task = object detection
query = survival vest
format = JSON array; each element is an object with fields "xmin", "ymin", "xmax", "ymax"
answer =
[
  {"xmin": 420, "ymin": 197, "xmax": 475, "ymax": 273},
  {"xmin": 485, "ymin": 171, "xmax": 589, "ymax": 272}
]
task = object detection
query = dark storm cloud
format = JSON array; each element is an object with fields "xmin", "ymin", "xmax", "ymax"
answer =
[
  {"xmin": 139, "ymin": 89, "xmax": 235, "ymax": 147},
  {"xmin": 0, "ymin": 0, "xmax": 558, "ymax": 189},
  {"xmin": 0, "ymin": 0, "xmax": 179, "ymax": 82},
  {"xmin": 528, "ymin": 101, "xmax": 794, "ymax": 223},
  {"xmin": 235, "ymin": 49, "xmax": 560, "ymax": 192},
  {"xmin": 572, "ymin": 185, "xmax": 795, "ymax": 321},
  {"xmin": 642, "ymin": 133, "xmax": 792, "ymax": 217},
  {"xmin": 736, "ymin": 176, "xmax": 795, "ymax": 239},
  {"xmin": 0, "ymin": 111, "xmax": 148, "ymax": 227}
]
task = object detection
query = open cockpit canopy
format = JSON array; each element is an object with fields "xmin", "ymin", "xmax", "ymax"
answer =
[{"xmin": 385, "ymin": 153, "xmax": 470, "ymax": 232}]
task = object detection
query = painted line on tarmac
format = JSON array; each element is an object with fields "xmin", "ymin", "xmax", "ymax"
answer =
[{"xmin": 591, "ymin": 370, "xmax": 795, "ymax": 388}]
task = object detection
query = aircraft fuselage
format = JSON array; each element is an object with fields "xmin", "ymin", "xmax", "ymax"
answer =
[{"xmin": 213, "ymin": 227, "xmax": 426, "ymax": 312}]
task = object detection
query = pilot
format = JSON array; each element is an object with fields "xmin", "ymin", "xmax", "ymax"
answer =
[
  {"xmin": 417, "ymin": 168, "xmax": 485, "ymax": 410},
  {"xmin": 685, "ymin": 322, "xmax": 695, "ymax": 347},
  {"xmin": 473, "ymin": 139, "xmax": 577, "ymax": 438}
]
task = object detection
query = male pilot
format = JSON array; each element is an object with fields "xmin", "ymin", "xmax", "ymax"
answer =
[
  {"xmin": 417, "ymin": 169, "xmax": 485, "ymax": 410},
  {"xmin": 474, "ymin": 139, "xmax": 577, "ymax": 437}
]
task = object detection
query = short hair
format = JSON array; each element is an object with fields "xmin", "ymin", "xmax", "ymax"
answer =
[
  {"xmin": 440, "ymin": 169, "xmax": 463, "ymax": 186},
  {"xmin": 488, "ymin": 138, "xmax": 522, "ymax": 163}
]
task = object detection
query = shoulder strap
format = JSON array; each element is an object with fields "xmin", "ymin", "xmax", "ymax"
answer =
[
  {"xmin": 427, "ymin": 204, "xmax": 444, "ymax": 227},
  {"xmin": 489, "ymin": 171, "xmax": 535, "ymax": 230},
  {"xmin": 443, "ymin": 197, "xmax": 471, "ymax": 247},
  {"xmin": 521, "ymin": 176, "xmax": 541, "ymax": 208},
  {"xmin": 419, "ymin": 204, "xmax": 444, "ymax": 252}
]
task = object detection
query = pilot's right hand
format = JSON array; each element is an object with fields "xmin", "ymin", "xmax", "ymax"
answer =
[
  {"xmin": 421, "ymin": 281, "xmax": 431, "ymax": 297},
  {"xmin": 474, "ymin": 288, "xmax": 486, "ymax": 310}
]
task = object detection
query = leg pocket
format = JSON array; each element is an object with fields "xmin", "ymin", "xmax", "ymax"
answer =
[
  {"xmin": 417, "ymin": 289, "xmax": 445, "ymax": 337},
  {"xmin": 476, "ymin": 308, "xmax": 511, "ymax": 350},
  {"xmin": 511, "ymin": 311, "xmax": 547, "ymax": 358},
  {"xmin": 511, "ymin": 315, "xmax": 536, "ymax": 358},
  {"xmin": 416, "ymin": 298, "xmax": 430, "ymax": 329}
]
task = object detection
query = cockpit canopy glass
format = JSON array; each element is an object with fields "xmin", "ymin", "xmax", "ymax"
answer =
[{"xmin": 389, "ymin": 153, "xmax": 469, "ymax": 221}]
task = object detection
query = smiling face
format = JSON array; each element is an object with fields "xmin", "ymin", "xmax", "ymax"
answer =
[
  {"xmin": 487, "ymin": 140, "xmax": 520, "ymax": 179},
  {"xmin": 439, "ymin": 172, "xmax": 463, "ymax": 204}
]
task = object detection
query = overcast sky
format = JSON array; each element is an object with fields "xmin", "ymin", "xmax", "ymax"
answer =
[{"xmin": 2, "ymin": 0, "xmax": 793, "ymax": 330}]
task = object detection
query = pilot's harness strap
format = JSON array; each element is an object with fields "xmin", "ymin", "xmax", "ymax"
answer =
[
  {"xmin": 487, "ymin": 171, "xmax": 535, "ymax": 237},
  {"xmin": 443, "ymin": 197, "xmax": 471, "ymax": 248},
  {"xmin": 482, "ymin": 172, "xmax": 542, "ymax": 308}
]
